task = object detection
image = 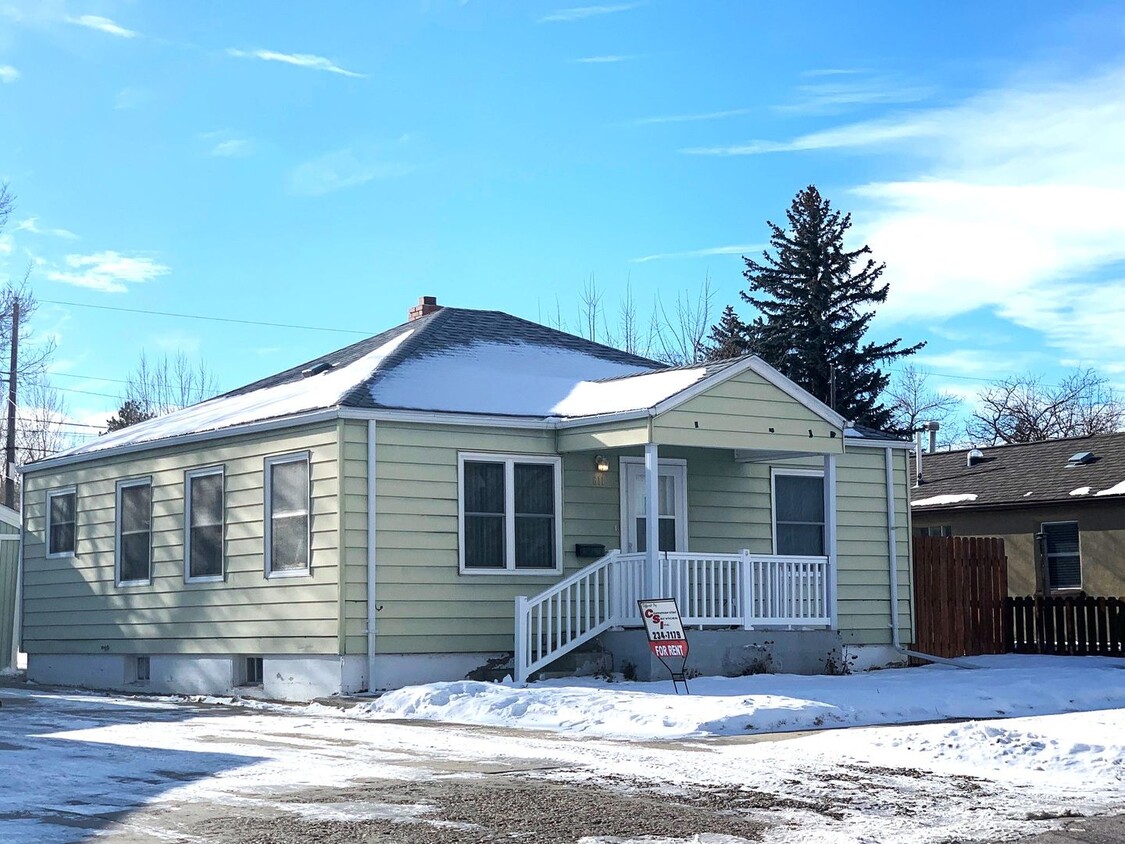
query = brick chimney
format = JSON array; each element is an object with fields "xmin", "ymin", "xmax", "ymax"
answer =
[{"xmin": 408, "ymin": 295, "xmax": 442, "ymax": 322}]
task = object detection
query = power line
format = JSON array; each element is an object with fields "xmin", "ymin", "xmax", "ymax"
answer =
[{"xmin": 40, "ymin": 299, "xmax": 376, "ymax": 336}]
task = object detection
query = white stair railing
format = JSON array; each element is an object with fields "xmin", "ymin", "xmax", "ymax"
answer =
[{"xmin": 514, "ymin": 550, "xmax": 832, "ymax": 683}]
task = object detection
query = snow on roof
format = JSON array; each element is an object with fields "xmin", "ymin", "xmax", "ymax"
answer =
[
  {"xmin": 912, "ymin": 493, "xmax": 978, "ymax": 507},
  {"xmin": 1095, "ymin": 480, "xmax": 1125, "ymax": 497},
  {"xmin": 1069, "ymin": 486, "xmax": 1092, "ymax": 496},
  {"xmin": 53, "ymin": 330, "xmax": 415, "ymax": 459},
  {"xmin": 372, "ymin": 341, "xmax": 661, "ymax": 417}
]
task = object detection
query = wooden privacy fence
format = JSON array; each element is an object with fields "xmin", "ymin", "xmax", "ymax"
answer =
[
  {"xmin": 1006, "ymin": 595, "xmax": 1125, "ymax": 656},
  {"xmin": 913, "ymin": 536, "xmax": 1008, "ymax": 658}
]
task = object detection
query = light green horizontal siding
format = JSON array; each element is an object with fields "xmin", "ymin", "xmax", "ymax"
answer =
[
  {"xmin": 654, "ymin": 369, "xmax": 843, "ymax": 454},
  {"xmin": 21, "ymin": 422, "xmax": 342, "ymax": 656}
]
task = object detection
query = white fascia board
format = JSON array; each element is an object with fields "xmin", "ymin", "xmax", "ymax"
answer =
[
  {"xmin": 551, "ymin": 409, "xmax": 653, "ymax": 429},
  {"xmin": 845, "ymin": 438, "xmax": 916, "ymax": 450},
  {"xmin": 0, "ymin": 503, "xmax": 19, "ymax": 527},
  {"xmin": 340, "ymin": 407, "xmax": 553, "ymax": 429},
  {"xmin": 20, "ymin": 408, "xmax": 342, "ymax": 475}
]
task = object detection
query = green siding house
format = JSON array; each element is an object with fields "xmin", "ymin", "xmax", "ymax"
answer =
[{"xmin": 18, "ymin": 298, "xmax": 916, "ymax": 700}]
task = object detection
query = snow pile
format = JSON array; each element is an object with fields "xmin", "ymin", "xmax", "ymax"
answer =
[
  {"xmin": 352, "ymin": 655, "xmax": 1125, "ymax": 740},
  {"xmin": 912, "ymin": 492, "xmax": 978, "ymax": 507},
  {"xmin": 1096, "ymin": 479, "xmax": 1125, "ymax": 496}
]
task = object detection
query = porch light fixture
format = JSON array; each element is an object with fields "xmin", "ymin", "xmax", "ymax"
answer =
[{"xmin": 594, "ymin": 455, "xmax": 610, "ymax": 473}]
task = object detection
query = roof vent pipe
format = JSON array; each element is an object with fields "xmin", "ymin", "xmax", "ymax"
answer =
[
  {"xmin": 924, "ymin": 420, "xmax": 940, "ymax": 454},
  {"xmin": 967, "ymin": 448, "xmax": 985, "ymax": 467},
  {"xmin": 914, "ymin": 431, "xmax": 923, "ymax": 487}
]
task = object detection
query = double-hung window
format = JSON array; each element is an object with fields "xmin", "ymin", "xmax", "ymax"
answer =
[
  {"xmin": 46, "ymin": 487, "xmax": 77, "ymax": 557},
  {"xmin": 185, "ymin": 467, "xmax": 224, "ymax": 581},
  {"xmin": 772, "ymin": 469, "xmax": 826, "ymax": 556},
  {"xmin": 459, "ymin": 454, "xmax": 561, "ymax": 573},
  {"xmin": 1041, "ymin": 521, "xmax": 1081, "ymax": 591},
  {"xmin": 265, "ymin": 453, "xmax": 311, "ymax": 577},
  {"xmin": 116, "ymin": 478, "xmax": 152, "ymax": 585}
]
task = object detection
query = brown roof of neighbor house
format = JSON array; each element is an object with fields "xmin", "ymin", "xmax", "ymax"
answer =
[{"xmin": 910, "ymin": 432, "xmax": 1125, "ymax": 511}]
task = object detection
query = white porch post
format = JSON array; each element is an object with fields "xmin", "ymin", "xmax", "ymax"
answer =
[
  {"xmin": 644, "ymin": 442, "xmax": 660, "ymax": 597},
  {"xmin": 823, "ymin": 452, "xmax": 838, "ymax": 629}
]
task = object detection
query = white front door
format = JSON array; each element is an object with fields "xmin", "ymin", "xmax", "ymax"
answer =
[{"xmin": 621, "ymin": 459, "xmax": 687, "ymax": 553}]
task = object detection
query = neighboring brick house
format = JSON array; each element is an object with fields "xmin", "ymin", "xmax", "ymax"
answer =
[{"xmin": 910, "ymin": 433, "xmax": 1125, "ymax": 596}]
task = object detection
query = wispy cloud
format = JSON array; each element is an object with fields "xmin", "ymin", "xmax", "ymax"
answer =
[
  {"xmin": 47, "ymin": 251, "xmax": 169, "ymax": 293},
  {"xmin": 777, "ymin": 78, "xmax": 934, "ymax": 115},
  {"xmin": 114, "ymin": 86, "xmax": 150, "ymax": 110},
  {"xmin": 227, "ymin": 48, "xmax": 364, "ymax": 78},
  {"xmin": 630, "ymin": 244, "xmax": 762, "ymax": 263},
  {"xmin": 574, "ymin": 54, "xmax": 633, "ymax": 63},
  {"xmin": 539, "ymin": 3, "xmax": 641, "ymax": 23},
  {"xmin": 14, "ymin": 217, "xmax": 78, "ymax": 239},
  {"xmin": 289, "ymin": 145, "xmax": 413, "ymax": 196},
  {"xmin": 66, "ymin": 14, "xmax": 139, "ymax": 38},
  {"xmin": 0, "ymin": 65, "xmax": 19, "ymax": 83},
  {"xmin": 200, "ymin": 130, "xmax": 254, "ymax": 158},
  {"xmin": 681, "ymin": 118, "xmax": 937, "ymax": 156},
  {"xmin": 801, "ymin": 68, "xmax": 868, "ymax": 78},
  {"xmin": 629, "ymin": 108, "xmax": 750, "ymax": 126}
]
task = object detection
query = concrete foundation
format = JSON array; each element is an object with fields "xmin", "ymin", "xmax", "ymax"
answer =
[
  {"xmin": 27, "ymin": 653, "xmax": 369, "ymax": 701},
  {"xmin": 370, "ymin": 652, "xmax": 510, "ymax": 690},
  {"xmin": 596, "ymin": 628, "xmax": 845, "ymax": 681},
  {"xmin": 843, "ymin": 644, "xmax": 909, "ymax": 673}
]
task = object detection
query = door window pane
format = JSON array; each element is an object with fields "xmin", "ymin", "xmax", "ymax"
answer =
[{"xmin": 636, "ymin": 517, "xmax": 677, "ymax": 553}]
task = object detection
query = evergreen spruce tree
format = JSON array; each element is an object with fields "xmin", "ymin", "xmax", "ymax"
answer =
[
  {"xmin": 711, "ymin": 185, "xmax": 923, "ymax": 430},
  {"xmin": 706, "ymin": 304, "xmax": 749, "ymax": 360},
  {"xmin": 106, "ymin": 398, "xmax": 156, "ymax": 432}
]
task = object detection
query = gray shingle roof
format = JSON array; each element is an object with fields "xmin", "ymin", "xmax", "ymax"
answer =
[
  {"xmin": 222, "ymin": 306, "xmax": 664, "ymax": 409},
  {"xmin": 910, "ymin": 432, "xmax": 1125, "ymax": 509}
]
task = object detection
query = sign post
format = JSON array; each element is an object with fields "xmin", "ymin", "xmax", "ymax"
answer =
[{"xmin": 637, "ymin": 597, "xmax": 690, "ymax": 694}]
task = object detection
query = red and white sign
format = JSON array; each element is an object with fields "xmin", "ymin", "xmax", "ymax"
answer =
[{"xmin": 638, "ymin": 598, "xmax": 689, "ymax": 661}]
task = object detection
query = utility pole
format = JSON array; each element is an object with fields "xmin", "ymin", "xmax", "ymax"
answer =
[{"xmin": 5, "ymin": 300, "xmax": 18, "ymax": 509}]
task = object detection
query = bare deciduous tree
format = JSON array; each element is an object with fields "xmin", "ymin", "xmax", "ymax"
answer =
[
  {"xmin": 123, "ymin": 351, "xmax": 221, "ymax": 418},
  {"xmin": 651, "ymin": 275, "xmax": 715, "ymax": 366},
  {"xmin": 967, "ymin": 368, "xmax": 1124, "ymax": 445},
  {"xmin": 0, "ymin": 183, "xmax": 13, "ymax": 232},
  {"xmin": 17, "ymin": 379, "xmax": 77, "ymax": 463},
  {"xmin": 886, "ymin": 364, "xmax": 963, "ymax": 441}
]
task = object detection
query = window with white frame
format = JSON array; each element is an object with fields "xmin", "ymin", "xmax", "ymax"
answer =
[
  {"xmin": 265, "ymin": 453, "xmax": 310, "ymax": 576},
  {"xmin": 459, "ymin": 454, "xmax": 561, "ymax": 572},
  {"xmin": 116, "ymin": 478, "xmax": 152, "ymax": 584},
  {"xmin": 772, "ymin": 470, "xmax": 825, "ymax": 556},
  {"xmin": 1041, "ymin": 521, "xmax": 1081, "ymax": 591},
  {"xmin": 186, "ymin": 467, "xmax": 224, "ymax": 581},
  {"xmin": 46, "ymin": 487, "xmax": 77, "ymax": 557}
]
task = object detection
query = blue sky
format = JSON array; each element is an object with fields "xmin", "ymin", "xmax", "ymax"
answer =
[{"xmin": 1, "ymin": 1, "xmax": 1124, "ymax": 443}]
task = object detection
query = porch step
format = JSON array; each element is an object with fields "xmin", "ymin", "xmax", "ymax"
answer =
[{"xmin": 466, "ymin": 641, "xmax": 614, "ymax": 683}]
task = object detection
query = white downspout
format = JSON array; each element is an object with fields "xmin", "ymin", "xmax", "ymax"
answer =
[
  {"xmin": 10, "ymin": 478, "xmax": 24, "ymax": 671},
  {"xmin": 366, "ymin": 419, "xmax": 378, "ymax": 692},
  {"xmin": 884, "ymin": 447, "xmax": 901, "ymax": 650}
]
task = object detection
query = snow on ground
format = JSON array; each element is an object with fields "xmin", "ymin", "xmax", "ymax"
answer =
[
  {"xmin": 2, "ymin": 656, "xmax": 1124, "ymax": 844},
  {"xmin": 346, "ymin": 654, "xmax": 1125, "ymax": 739}
]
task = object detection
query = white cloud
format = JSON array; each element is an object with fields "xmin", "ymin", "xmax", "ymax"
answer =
[
  {"xmin": 776, "ymin": 79, "xmax": 934, "ymax": 115},
  {"xmin": 210, "ymin": 138, "xmax": 252, "ymax": 157},
  {"xmin": 289, "ymin": 146, "xmax": 413, "ymax": 196},
  {"xmin": 574, "ymin": 55, "xmax": 633, "ymax": 64},
  {"xmin": 631, "ymin": 243, "xmax": 763, "ymax": 263},
  {"xmin": 0, "ymin": 234, "xmax": 12, "ymax": 256},
  {"xmin": 0, "ymin": 64, "xmax": 19, "ymax": 83},
  {"xmin": 227, "ymin": 48, "xmax": 364, "ymax": 78},
  {"xmin": 47, "ymin": 252, "xmax": 169, "ymax": 293},
  {"xmin": 14, "ymin": 217, "xmax": 78, "ymax": 239},
  {"xmin": 629, "ymin": 108, "xmax": 750, "ymax": 126},
  {"xmin": 114, "ymin": 86, "xmax": 149, "ymax": 110},
  {"xmin": 539, "ymin": 3, "xmax": 641, "ymax": 23},
  {"xmin": 687, "ymin": 61, "xmax": 1125, "ymax": 371},
  {"xmin": 66, "ymin": 14, "xmax": 138, "ymax": 38}
]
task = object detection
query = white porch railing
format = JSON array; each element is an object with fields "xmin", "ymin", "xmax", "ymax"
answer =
[{"xmin": 514, "ymin": 549, "xmax": 831, "ymax": 682}]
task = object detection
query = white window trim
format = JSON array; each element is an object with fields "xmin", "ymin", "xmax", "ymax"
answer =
[
  {"xmin": 264, "ymin": 452, "xmax": 312, "ymax": 579},
  {"xmin": 46, "ymin": 485, "xmax": 77, "ymax": 559},
  {"xmin": 618, "ymin": 456, "xmax": 688, "ymax": 553},
  {"xmin": 770, "ymin": 467, "xmax": 826, "ymax": 556},
  {"xmin": 115, "ymin": 477, "xmax": 153, "ymax": 587},
  {"xmin": 1041, "ymin": 520, "xmax": 1082, "ymax": 591},
  {"xmin": 457, "ymin": 452, "xmax": 563, "ymax": 575},
  {"xmin": 184, "ymin": 466, "xmax": 225, "ymax": 584}
]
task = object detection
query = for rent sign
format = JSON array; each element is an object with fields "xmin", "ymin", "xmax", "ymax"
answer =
[{"xmin": 638, "ymin": 598, "xmax": 690, "ymax": 692}]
